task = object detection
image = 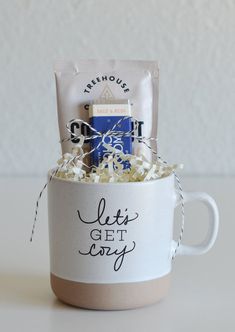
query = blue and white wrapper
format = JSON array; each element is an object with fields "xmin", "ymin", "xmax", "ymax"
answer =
[{"xmin": 89, "ymin": 101, "xmax": 132, "ymax": 168}]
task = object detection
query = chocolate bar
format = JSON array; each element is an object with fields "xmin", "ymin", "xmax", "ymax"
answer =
[{"xmin": 89, "ymin": 100, "xmax": 132, "ymax": 167}]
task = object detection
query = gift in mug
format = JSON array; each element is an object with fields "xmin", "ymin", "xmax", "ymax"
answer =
[{"xmin": 48, "ymin": 172, "xmax": 219, "ymax": 310}]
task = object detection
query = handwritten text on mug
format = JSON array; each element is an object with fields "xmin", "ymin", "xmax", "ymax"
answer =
[{"xmin": 77, "ymin": 198, "xmax": 139, "ymax": 271}]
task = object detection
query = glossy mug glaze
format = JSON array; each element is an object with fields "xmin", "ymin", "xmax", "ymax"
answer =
[{"xmin": 47, "ymin": 172, "xmax": 219, "ymax": 310}]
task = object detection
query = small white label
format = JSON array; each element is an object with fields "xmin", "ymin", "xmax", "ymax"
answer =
[{"xmin": 89, "ymin": 103, "xmax": 131, "ymax": 118}]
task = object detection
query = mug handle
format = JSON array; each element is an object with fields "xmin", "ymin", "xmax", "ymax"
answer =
[{"xmin": 172, "ymin": 192, "xmax": 219, "ymax": 256}]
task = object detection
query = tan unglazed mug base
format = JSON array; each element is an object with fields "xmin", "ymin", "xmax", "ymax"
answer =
[{"xmin": 50, "ymin": 273, "xmax": 171, "ymax": 310}]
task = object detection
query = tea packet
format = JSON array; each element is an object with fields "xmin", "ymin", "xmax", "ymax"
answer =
[{"xmin": 54, "ymin": 60, "xmax": 159, "ymax": 162}]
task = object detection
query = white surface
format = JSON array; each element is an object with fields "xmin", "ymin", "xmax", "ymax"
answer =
[
  {"xmin": 0, "ymin": 176, "xmax": 233, "ymax": 331},
  {"xmin": 0, "ymin": 0, "xmax": 234, "ymax": 176}
]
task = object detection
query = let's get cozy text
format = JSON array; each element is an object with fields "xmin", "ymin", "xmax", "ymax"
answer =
[{"xmin": 77, "ymin": 198, "xmax": 139, "ymax": 271}]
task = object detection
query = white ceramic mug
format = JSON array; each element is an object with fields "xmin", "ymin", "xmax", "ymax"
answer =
[{"xmin": 48, "ymin": 172, "xmax": 219, "ymax": 310}]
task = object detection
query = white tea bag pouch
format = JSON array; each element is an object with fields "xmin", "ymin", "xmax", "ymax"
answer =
[{"xmin": 54, "ymin": 60, "xmax": 159, "ymax": 161}]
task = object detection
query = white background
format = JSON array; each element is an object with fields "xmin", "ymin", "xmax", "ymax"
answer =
[
  {"xmin": 0, "ymin": 2, "xmax": 234, "ymax": 329},
  {"xmin": 0, "ymin": 0, "xmax": 234, "ymax": 176}
]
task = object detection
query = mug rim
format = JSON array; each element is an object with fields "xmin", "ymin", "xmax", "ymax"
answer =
[{"xmin": 48, "ymin": 168, "xmax": 175, "ymax": 186}]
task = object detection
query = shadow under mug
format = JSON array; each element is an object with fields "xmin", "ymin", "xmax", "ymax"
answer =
[{"xmin": 48, "ymin": 171, "xmax": 219, "ymax": 310}]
